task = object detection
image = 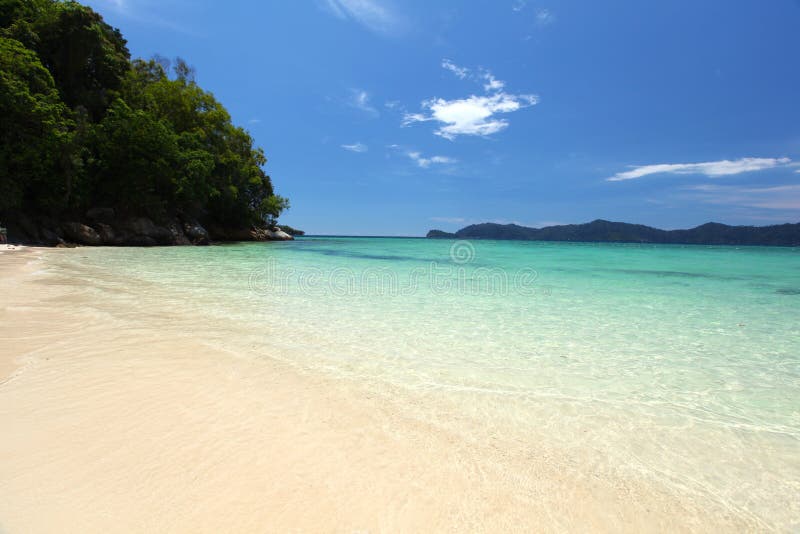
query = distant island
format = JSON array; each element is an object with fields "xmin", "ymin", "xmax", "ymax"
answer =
[
  {"xmin": 0, "ymin": 0, "xmax": 296, "ymax": 246},
  {"xmin": 427, "ymin": 220, "xmax": 800, "ymax": 246}
]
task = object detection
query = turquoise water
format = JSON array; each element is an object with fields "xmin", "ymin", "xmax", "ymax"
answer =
[{"xmin": 44, "ymin": 237, "xmax": 800, "ymax": 528}]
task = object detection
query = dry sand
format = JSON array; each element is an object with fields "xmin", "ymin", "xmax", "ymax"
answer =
[{"xmin": 0, "ymin": 249, "xmax": 752, "ymax": 532}]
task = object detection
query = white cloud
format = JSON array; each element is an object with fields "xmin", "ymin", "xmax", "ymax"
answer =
[
  {"xmin": 405, "ymin": 62, "xmax": 538, "ymax": 140},
  {"xmin": 442, "ymin": 59, "xmax": 469, "ymax": 79},
  {"xmin": 482, "ymin": 72, "xmax": 505, "ymax": 92},
  {"xmin": 607, "ymin": 157, "xmax": 792, "ymax": 182},
  {"xmin": 349, "ymin": 89, "xmax": 379, "ymax": 117},
  {"xmin": 248, "ymin": 118, "xmax": 261, "ymax": 124},
  {"xmin": 341, "ymin": 142, "xmax": 368, "ymax": 153},
  {"xmin": 407, "ymin": 151, "xmax": 457, "ymax": 168},
  {"xmin": 404, "ymin": 92, "xmax": 538, "ymax": 140},
  {"xmin": 535, "ymin": 8, "xmax": 555, "ymax": 26},
  {"xmin": 322, "ymin": 0, "xmax": 401, "ymax": 34}
]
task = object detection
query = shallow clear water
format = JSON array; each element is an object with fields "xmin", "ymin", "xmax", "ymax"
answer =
[{"xmin": 44, "ymin": 237, "xmax": 800, "ymax": 528}]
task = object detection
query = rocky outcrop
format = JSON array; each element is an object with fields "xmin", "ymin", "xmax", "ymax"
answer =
[
  {"xmin": 3, "ymin": 211, "xmax": 296, "ymax": 247},
  {"xmin": 120, "ymin": 217, "xmax": 174, "ymax": 245},
  {"xmin": 252, "ymin": 227, "xmax": 293, "ymax": 241},
  {"xmin": 182, "ymin": 218, "xmax": 210, "ymax": 245},
  {"xmin": 95, "ymin": 223, "xmax": 116, "ymax": 244},
  {"xmin": 63, "ymin": 222, "xmax": 103, "ymax": 246},
  {"xmin": 268, "ymin": 227, "xmax": 293, "ymax": 240}
]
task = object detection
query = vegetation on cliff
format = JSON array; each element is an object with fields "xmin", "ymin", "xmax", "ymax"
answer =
[{"xmin": 0, "ymin": 0, "xmax": 289, "ymax": 243}]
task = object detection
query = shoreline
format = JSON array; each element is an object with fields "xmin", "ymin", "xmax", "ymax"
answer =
[{"xmin": 0, "ymin": 249, "xmax": 760, "ymax": 531}]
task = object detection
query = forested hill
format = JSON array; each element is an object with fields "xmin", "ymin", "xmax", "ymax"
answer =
[
  {"xmin": 0, "ymin": 0, "xmax": 293, "ymax": 246},
  {"xmin": 427, "ymin": 220, "xmax": 800, "ymax": 246}
]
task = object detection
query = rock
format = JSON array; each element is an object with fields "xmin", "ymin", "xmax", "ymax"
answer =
[
  {"xmin": 40, "ymin": 228, "xmax": 64, "ymax": 246},
  {"xmin": 94, "ymin": 223, "xmax": 116, "ymax": 245},
  {"xmin": 86, "ymin": 207, "xmax": 116, "ymax": 223},
  {"xmin": 181, "ymin": 218, "xmax": 210, "ymax": 245},
  {"xmin": 249, "ymin": 227, "xmax": 294, "ymax": 241},
  {"xmin": 121, "ymin": 217, "xmax": 173, "ymax": 245},
  {"xmin": 167, "ymin": 221, "xmax": 191, "ymax": 246},
  {"xmin": 121, "ymin": 216, "xmax": 157, "ymax": 236},
  {"xmin": 62, "ymin": 222, "xmax": 103, "ymax": 246},
  {"xmin": 270, "ymin": 229, "xmax": 293, "ymax": 240}
]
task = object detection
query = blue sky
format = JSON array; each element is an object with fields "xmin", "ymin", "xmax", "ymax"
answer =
[{"xmin": 86, "ymin": 0, "xmax": 800, "ymax": 235}]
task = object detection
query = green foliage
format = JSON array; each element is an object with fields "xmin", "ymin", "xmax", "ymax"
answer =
[
  {"xmin": 3, "ymin": 0, "xmax": 130, "ymax": 119},
  {"xmin": 90, "ymin": 99, "xmax": 179, "ymax": 215},
  {"xmin": 0, "ymin": 36, "xmax": 72, "ymax": 212},
  {"xmin": 0, "ymin": 0, "xmax": 287, "ymax": 228},
  {"xmin": 259, "ymin": 195, "xmax": 290, "ymax": 225}
]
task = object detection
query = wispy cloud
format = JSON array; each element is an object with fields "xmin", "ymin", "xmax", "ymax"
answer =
[
  {"xmin": 248, "ymin": 118, "xmax": 261, "ymax": 124},
  {"xmin": 607, "ymin": 157, "xmax": 792, "ymax": 182},
  {"xmin": 408, "ymin": 151, "xmax": 457, "ymax": 168},
  {"xmin": 482, "ymin": 72, "xmax": 505, "ymax": 92},
  {"xmin": 686, "ymin": 183, "xmax": 800, "ymax": 211},
  {"xmin": 341, "ymin": 142, "xmax": 368, "ymax": 153},
  {"xmin": 404, "ymin": 61, "xmax": 538, "ymax": 140},
  {"xmin": 439, "ymin": 59, "xmax": 505, "ymax": 91},
  {"xmin": 441, "ymin": 59, "xmax": 468, "ymax": 79},
  {"xmin": 512, "ymin": 2, "xmax": 555, "ymax": 29},
  {"xmin": 321, "ymin": 0, "xmax": 403, "ymax": 35},
  {"xmin": 535, "ymin": 8, "xmax": 555, "ymax": 26},
  {"xmin": 87, "ymin": 0, "xmax": 195, "ymax": 34},
  {"xmin": 349, "ymin": 89, "xmax": 379, "ymax": 117}
]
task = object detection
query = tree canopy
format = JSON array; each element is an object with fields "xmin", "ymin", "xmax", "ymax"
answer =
[{"xmin": 0, "ymin": 0, "xmax": 288, "ymax": 228}]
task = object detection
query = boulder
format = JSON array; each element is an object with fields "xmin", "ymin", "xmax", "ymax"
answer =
[
  {"xmin": 94, "ymin": 223, "xmax": 116, "ymax": 245},
  {"xmin": 181, "ymin": 218, "xmax": 210, "ymax": 245},
  {"xmin": 167, "ymin": 221, "xmax": 191, "ymax": 246},
  {"xmin": 249, "ymin": 227, "xmax": 294, "ymax": 241},
  {"xmin": 121, "ymin": 217, "xmax": 173, "ymax": 245},
  {"xmin": 269, "ymin": 228, "xmax": 293, "ymax": 240},
  {"xmin": 62, "ymin": 222, "xmax": 103, "ymax": 246},
  {"xmin": 267, "ymin": 226, "xmax": 293, "ymax": 240}
]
